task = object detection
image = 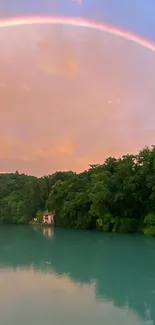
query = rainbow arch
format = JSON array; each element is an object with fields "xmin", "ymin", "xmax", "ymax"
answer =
[{"xmin": 0, "ymin": 16, "xmax": 155, "ymax": 52}]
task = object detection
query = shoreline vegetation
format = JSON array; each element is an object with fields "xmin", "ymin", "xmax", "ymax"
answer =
[{"xmin": 1, "ymin": 145, "xmax": 155, "ymax": 236}]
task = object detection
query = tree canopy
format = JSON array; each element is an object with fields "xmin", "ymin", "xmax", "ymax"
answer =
[{"xmin": 1, "ymin": 145, "xmax": 155, "ymax": 236}]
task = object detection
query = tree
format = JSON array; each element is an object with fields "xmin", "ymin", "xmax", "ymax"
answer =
[{"xmin": 0, "ymin": 145, "xmax": 155, "ymax": 236}]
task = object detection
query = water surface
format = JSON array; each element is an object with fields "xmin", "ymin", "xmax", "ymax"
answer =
[{"xmin": 0, "ymin": 226, "xmax": 155, "ymax": 325}]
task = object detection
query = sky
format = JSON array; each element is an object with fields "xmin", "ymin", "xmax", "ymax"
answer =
[
  {"xmin": 0, "ymin": 0, "xmax": 155, "ymax": 176},
  {"xmin": 0, "ymin": 0, "xmax": 155, "ymax": 41}
]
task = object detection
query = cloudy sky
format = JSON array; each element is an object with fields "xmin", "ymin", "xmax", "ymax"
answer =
[{"xmin": 0, "ymin": 0, "xmax": 155, "ymax": 175}]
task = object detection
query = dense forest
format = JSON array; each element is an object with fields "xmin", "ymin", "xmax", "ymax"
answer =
[{"xmin": 1, "ymin": 145, "xmax": 155, "ymax": 236}]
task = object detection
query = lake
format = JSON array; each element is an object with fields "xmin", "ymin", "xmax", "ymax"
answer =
[{"xmin": 0, "ymin": 226, "xmax": 155, "ymax": 325}]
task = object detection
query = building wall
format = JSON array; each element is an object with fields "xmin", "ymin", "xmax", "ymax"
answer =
[{"xmin": 43, "ymin": 214, "xmax": 54, "ymax": 224}]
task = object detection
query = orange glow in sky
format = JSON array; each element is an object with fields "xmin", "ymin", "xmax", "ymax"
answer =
[{"xmin": 0, "ymin": 17, "xmax": 155, "ymax": 175}]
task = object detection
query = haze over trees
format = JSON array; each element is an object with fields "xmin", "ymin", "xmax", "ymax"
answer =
[{"xmin": 1, "ymin": 146, "xmax": 155, "ymax": 236}]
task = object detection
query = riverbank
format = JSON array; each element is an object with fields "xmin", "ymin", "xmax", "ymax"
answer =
[{"xmin": 0, "ymin": 145, "xmax": 155, "ymax": 236}]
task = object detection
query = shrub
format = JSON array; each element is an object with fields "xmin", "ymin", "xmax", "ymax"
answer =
[
  {"xmin": 118, "ymin": 218, "xmax": 138, "ymax": 233},
  {"xmin": 144, "ymin": 226, "xmax": 155, "ymax": 237}
]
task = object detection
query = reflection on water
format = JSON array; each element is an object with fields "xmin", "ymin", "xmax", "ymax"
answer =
[
  {"xmin": 0, "ymin": 227, "xmax": 155, "ymax": 325},
  {"xmin": 32, "ymin": 226, "xmax": 54, "ymax": 238},
  {"xmin": 43, "ymin": 226, "xmax": 54, "ymax": 238}
]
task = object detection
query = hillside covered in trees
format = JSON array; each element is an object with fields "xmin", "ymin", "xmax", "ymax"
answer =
[{"xmin": 1, "ymin": 146, "xmax": 155, "ymax": 236}]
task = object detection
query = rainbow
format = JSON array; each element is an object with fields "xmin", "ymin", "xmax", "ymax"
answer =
[{"xmin": 0, "ymin": 15, "xmax": 155, "ymax": 52}]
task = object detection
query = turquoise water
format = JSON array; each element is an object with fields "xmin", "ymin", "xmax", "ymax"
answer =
[{"xmin": 0, "ymin": 226, "xmax": 155, "ymax": 325}]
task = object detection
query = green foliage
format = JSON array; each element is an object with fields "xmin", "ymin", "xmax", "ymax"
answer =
[
  {"xmin": 96, "ymin": 213, "xmax": 114, "ymax": 232},
  {"xmin": 0, "ymin": 173, "xmax": 48, "ymax": 224},
  {"xmin": 1, "ymin": 146, "xmax": 155, "ymax": 236},
  {"xmin": 118, "ymin": 218, "xmax": 138, "ymax": 233},
  {"xmin": 144, "ymin": 226, "xmax": 155, "ymax": 236},
  {"xmin": 144, "ymin": 213, "xmax": 155, "ymax": 226},
  {"xmin": 143, "ymin": 213, "xmax": 155, "ymax": 236}
]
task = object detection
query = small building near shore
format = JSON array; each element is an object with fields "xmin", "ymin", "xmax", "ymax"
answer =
[{"xmin": 43, "ymin": 212, "xmax": 54, "ymax": 225}]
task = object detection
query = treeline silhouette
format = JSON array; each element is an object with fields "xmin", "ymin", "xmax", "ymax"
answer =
[{"xmin": 1, "ymin": 146, "xmax": 155, "ymax": 235}]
